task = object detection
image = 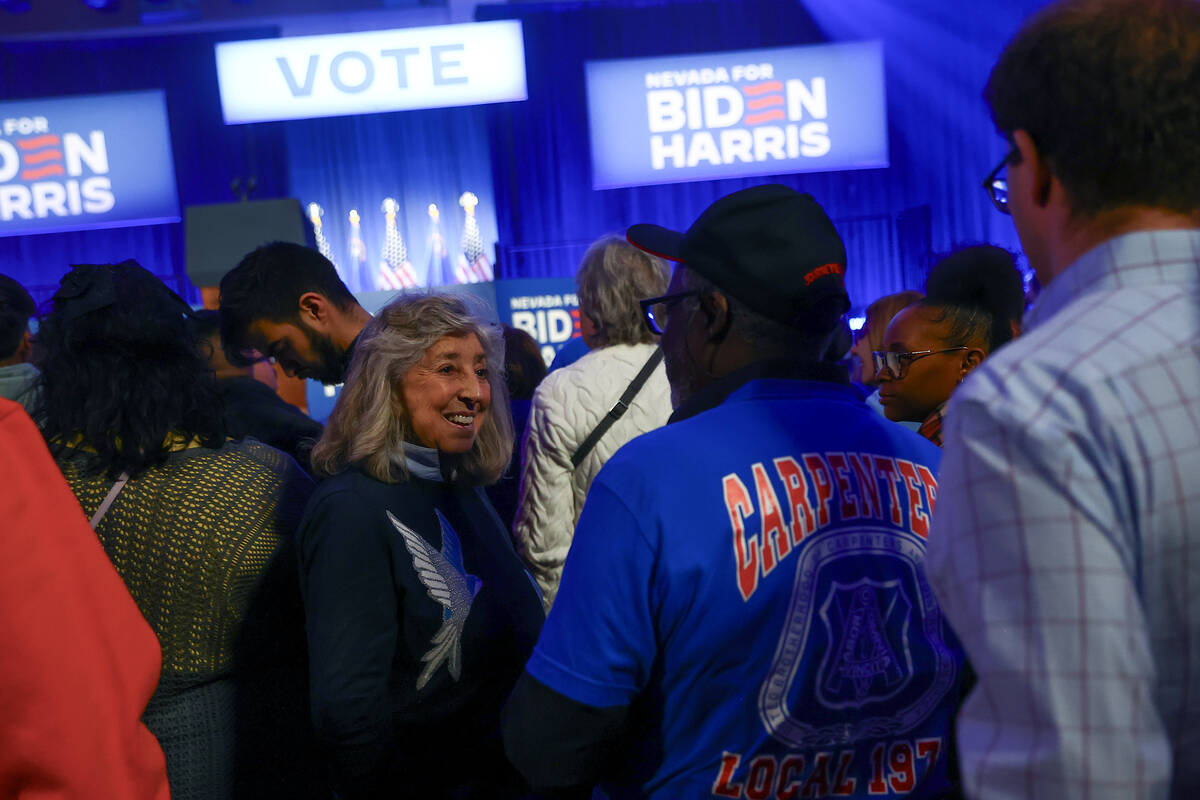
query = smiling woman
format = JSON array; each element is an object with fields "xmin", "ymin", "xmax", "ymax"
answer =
[{"xmin": 299, "ymin": 293, "xmax": 545, "ymax": 799}]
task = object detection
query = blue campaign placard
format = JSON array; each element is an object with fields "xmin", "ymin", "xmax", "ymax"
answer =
[
  {"xmin": 492, "ymin": 277, "xmax": 580, "ymax": 366},
  {"xmin": 0, "ymin": 90, "xmax": 179, "ymax": 237},
  {"xmin": 585, "ymin": 41, "xmax": 888, "ymax": 189}
]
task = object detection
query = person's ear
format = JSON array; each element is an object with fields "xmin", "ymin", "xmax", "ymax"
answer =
[
  {"xmin": 297, "ymin": 292, "xmax": 329, "ymax": 325},
  {"xmin": 15, "ymin": 328, "xmax": 31, "ymax": 362},
  {"xmin": 699, "ymin": 291, "xmax": 732, "ymax": 342},
  {"xmin": 1013, "ymin": 129, "xmax": 1053, "ymax": 209},
  {"xmin": 962, "ymin": 347, "xmax": 987, "ymax": 377}
]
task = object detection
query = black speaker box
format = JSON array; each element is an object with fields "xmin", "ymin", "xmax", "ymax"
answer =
[{"xmin": 185, "ymin": 198, "xmax": 312, "ymax": 287}]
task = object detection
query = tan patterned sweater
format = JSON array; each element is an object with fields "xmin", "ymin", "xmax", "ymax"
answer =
[{"xmin": 56, "ymin": 440, "xmax": 315, "ymax": 800}]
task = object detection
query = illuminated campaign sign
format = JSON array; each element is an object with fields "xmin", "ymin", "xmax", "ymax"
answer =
[
  {"xmin": 0, "ymin": 90, "xmax": 179, "ymax": 237},
  {"xmin": 216, "ymin": 21, "xmax": 527, "ymax": 124},
  {"xmin": 585, "ymin": 41, "xmax": 887, "ymax": 189},
  {"xmin": 493, "ymin": 278, "xmax": 581, "ymax": 366}
]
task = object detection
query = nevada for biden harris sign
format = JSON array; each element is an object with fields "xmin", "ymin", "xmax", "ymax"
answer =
[
  {"xmin": 585, "ymin": 41, "xmax": 887, "ymax": 189},
  {"xmin": 0, "ymin": 90, "xmax": 179, "ymax": 237},
  {"xmin": 215, "ymin": 21, "xmax": 527, "ymax": 124}
]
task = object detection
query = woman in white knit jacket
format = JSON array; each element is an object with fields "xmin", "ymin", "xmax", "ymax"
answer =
[{"xmin": 514, "ymin": 235, "xmax": 672, "ymax": 610}]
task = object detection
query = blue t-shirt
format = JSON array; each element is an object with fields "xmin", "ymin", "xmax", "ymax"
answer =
[{"xmin": 527, "ymin": 378, "xmax": 963, "ymax": 799}]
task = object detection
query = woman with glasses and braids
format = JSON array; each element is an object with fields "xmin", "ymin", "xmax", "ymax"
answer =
[{"xmin": 874, "ymin": 245, "xmax": 1026, "ymax": 446}]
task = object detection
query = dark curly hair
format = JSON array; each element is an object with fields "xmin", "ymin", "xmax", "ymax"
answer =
[
  {"xmin": 986, "ymin": 0, "xmax": 1200, "ymax": 217},
  {"xmin": 219, "ymin": 241, "xmax": 357, "ymax": 366},
  {"xmin": 32, "ymin": 261, "xmax": 225, "ymax": 479},
  {"xmin": 924, "ymin": 245, "xmax": 1025, "ymax": 353}
]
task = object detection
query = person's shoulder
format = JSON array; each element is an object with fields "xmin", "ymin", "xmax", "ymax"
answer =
[
  {"xmin": 205, "ymin": 439, "xmax": 314, "ymax": 495},
  {"xmin": 219, "ymin": 438, "xmax": 303, "ymax": 472}
]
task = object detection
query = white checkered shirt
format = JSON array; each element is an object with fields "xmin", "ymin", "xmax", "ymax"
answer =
[{"xmin": 926, "ymin": 229, "xmax": 1200, "ymax": 800}]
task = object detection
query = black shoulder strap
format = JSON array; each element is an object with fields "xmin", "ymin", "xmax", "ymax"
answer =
[{"xmin": 570, "ymin": 348, "xmax": 665, "ymax": 468}]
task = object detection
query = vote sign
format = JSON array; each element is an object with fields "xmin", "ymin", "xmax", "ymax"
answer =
[{"xmin": 215, "ymin": 21, "xmax": 528, "ymax": 124}]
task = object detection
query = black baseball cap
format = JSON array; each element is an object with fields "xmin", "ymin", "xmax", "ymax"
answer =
[{"xmin": 627, "ymin": 184, "xmax": 849, "ymax": 328}]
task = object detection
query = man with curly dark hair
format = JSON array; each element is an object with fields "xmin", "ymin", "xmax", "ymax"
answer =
[{"xmin": 925, "ymin": 1, "xmax": 1200, "ymax": 797}]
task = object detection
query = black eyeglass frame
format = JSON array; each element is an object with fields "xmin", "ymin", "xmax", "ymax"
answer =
[
  {"xmin": 640, "ymin": 290, "xmax": 699, "ymax": 336},
  {"xmin": 982, "ymin": 147, "xmax": 1019, "ymax": 215},
  {"xmin": 871, "ymin": 347, "xmax": 969, "ymax": 380}
]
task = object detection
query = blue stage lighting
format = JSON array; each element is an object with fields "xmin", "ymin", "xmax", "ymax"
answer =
[
  {"xmin": 80, "ymin": 0, "xmax": 120, "ymax": 9},
  {"xmin": 0, "ymin": 0, "xmax": 32, "ymax": 12}
]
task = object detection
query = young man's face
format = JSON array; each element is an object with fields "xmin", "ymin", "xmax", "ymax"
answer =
[{"xmin": 247, "ymin": 317, "xmax": 346, "ymax": 385}]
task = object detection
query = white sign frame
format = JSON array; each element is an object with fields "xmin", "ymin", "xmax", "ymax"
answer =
[{"xmin": 216, "ymin": 20, "xmax": 527, "ymax": 124}]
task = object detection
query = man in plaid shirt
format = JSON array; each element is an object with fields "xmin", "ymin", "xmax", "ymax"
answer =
[{"xmin": 925, "ymin": 1, "xmax": 1200, "ymax": 798}]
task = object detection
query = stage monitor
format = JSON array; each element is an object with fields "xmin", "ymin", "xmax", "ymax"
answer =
[
  {"xmin": 585, "ymin": 41, "xmax": 888, "ymax": 189},
  {"xmin": 215, "ymin": 20, "xmax": 527, "ymax": 124},
  {"xmin": 185, "ymin": 198, "xmax": 309, "ymax": 288},
  {"xmin": 0, "ymin": 90, "xmax": 179, "ymax": 237}
]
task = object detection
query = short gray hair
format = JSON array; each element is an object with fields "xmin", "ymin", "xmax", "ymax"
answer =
[
  {"xmin": 576, "ymin": 235, "xmax": 670, "ymax": 347},
  {"xmin": 310, "ymin": 293, "xmax": 513, "ymax": 485}
]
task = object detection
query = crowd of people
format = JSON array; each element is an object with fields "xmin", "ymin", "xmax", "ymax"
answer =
[{"xmin": 2, "ymin": 0, "xmax": 1198, "ymax": 798}]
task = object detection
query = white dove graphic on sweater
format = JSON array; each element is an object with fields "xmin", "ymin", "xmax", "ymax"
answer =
[{"xmin": 387, "ymin": 509, "xmax": 483, "ymax": 690}]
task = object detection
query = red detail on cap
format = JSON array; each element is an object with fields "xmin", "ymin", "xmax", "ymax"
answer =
[
  {"xmin": 803, "ymin": 262, "xmax": 844, "ymax": 286},
  {"xmin": 626, "ymin": 232, "xmax": 684, "ymax": 263}
]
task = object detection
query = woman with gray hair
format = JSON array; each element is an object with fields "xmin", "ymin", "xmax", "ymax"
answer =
[
  {"xmin": 514, "ymin": 235, "xmax": 672, "ymax": 610},
  {"xmin": 299, "ymin": 294, "xmax": 544, "ymax": 799}
]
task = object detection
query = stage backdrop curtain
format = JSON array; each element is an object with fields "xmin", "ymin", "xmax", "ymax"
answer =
[
  {"xmin": 477, "ymin": 0, "xmax": 1049, "ymax": 312},
  {"xmin": 0, "ymin": 29, "xmax": 287, "ymax": 306},
  {"xmin": 283, "ymin": 104, "xmax": 499, "ymax": 294}
]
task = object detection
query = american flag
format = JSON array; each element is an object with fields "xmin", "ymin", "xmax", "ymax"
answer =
[
  {"xmin": 377, "ymin": 198, "xmax": 419, "ymax": 290},
  {"xmin": 455, "ymin": 191, "xmax": 493, "ymax": 284},
  {"xmin": 347, "ymin": 209, "xmax": 368, "ymax": 293},
  {"xmin": 307, "ymin": 202, "xmax": 337, "ymax": 266}
]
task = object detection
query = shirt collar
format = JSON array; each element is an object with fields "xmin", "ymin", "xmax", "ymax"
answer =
[
  {"xmin": 1025, "ymin": 228, "xmax": 1200, "ymax": 332},
  {"xmin": 668, "ymin": 357, "xmax": 850, "ymax": 424},
  {"xmin": 340, "ymin": 331, "xmax": 362, "ymax": 382},
  {"xmin": 392, "ymin": 443, "xmax": 456, "ymax": 482},
  {"xmin": 918, "ymin": 401, "xmax": 948, "ymax": 448}
]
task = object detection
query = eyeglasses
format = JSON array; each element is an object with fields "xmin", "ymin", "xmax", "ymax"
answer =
[
  {"xmin": 871, "ymin": 347, "xmax": 968, "ymax": 380},
  {"xmin": 982, "ymin": 147, "xmax": 1018, "ymax": 215},
  {"xmin": 640, "ymin": 290, "xmax": 698, "ymax": 335}
]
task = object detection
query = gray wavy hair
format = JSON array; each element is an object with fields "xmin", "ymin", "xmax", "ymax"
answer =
[
  {"xmin": 576, "ymin": 235, "xmax": 670, "ymax": 347},
  {"xmin": 310, "ymin": 293, "xmax": 513, "ymax": 485}
]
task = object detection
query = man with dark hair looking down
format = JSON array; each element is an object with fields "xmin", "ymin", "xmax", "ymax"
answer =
[
  {"xmin": 219, "ymin": 241, "xmax": 371, "ymax": 385},
  {"xmin": 925, "ymin": 1, "xmax": 1200, "ymax": 797},
  {"xmin": 503, "ymin": 184, "xmax": 965, "ymax": 798}
]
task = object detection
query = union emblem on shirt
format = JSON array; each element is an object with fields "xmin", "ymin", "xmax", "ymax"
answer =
[{"xmin": 816, "ymin": 578, "xmax": 913, "ymax": 708}]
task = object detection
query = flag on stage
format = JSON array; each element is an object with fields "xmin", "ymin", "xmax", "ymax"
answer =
[
  {"xmin": 455, "ymin": 191, "xmax": 493, "ymax": 284},
  {"xmin": 426, "ymin": 203, "xmax": 454, "ymax": 286},
  {"xmin": 377, "ymin": 198, "xmax": 419, "ymax": 290},
  {"xmin": 307, "ymin": 202, "xmax": 337, "ymax": 267},
  {"xmin": 347, "ymin": 208, "xmax": 370, "ymax": 293}
]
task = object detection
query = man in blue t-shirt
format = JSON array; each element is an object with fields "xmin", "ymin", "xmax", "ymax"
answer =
[{"xmin": 503, "ymin": 185, "xmax": 964, "ymax": 799}]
